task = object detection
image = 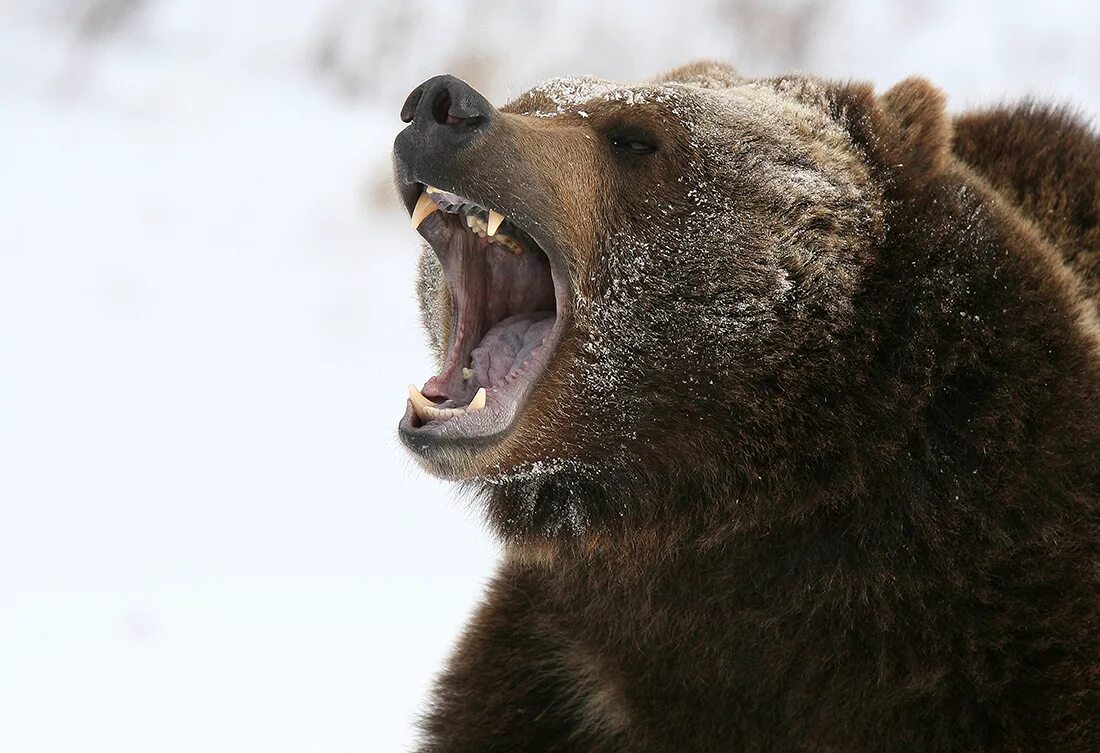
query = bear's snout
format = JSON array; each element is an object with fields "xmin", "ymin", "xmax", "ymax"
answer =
[{"xmin": 395, "ymin": 74, "xmax": 495, "ymax": 184}]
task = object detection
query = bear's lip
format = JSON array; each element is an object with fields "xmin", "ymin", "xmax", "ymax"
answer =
[{"xmin": 396, "ymin": 181, "xmax": 572, "ymax": 456}]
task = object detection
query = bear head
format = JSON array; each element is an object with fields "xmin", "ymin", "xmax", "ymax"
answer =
[{"xmin": 393, "ymin": 61, "xmax": 954, "ymax": 539}]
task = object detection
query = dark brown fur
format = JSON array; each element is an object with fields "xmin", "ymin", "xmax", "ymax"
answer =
[{"xmin": 405, "ymin": 63, "xmax": 1100, "ymax": 752}]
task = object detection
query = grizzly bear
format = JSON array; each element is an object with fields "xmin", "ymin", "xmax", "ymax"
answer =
[{"xmin": 391, "ymin": 61, "xmax": 1099, "ymax": 752}]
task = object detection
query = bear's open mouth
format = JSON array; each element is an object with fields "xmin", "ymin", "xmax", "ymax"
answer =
[{"xmin": 398, "ymin": 183, "xmax": 569, "ymax": 448}]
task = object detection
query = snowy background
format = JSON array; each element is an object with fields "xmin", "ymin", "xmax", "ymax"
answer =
[{"xmin": 1, "ymin": 1, "xmax": 1097, "ymax": 751}]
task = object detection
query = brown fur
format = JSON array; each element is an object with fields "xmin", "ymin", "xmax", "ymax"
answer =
[
  {"xmin": 954, "ymin": 102, "xmax": 1100, "ymax": 303},
  {"xmin": 401, "ymin": 62, "xmax": 1100, "ymax": 751}
]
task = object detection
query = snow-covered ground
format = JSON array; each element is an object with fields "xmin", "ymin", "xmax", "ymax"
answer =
[{"xmin": 1, "ymin": 1, "xmax": 1097, "ymax": 751}]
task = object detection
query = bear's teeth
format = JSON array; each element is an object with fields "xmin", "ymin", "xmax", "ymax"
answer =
[
  {"xmin": 407, "ymin": 383, "xmax": 436, "ymax": 419},
  {"xmin": 468, "ymin": 387, "xmax": 487, "ymax": 412},
  {"xmin": 493, "ymin": 233, "xmax": 523, "ymax": 254},
  {"xmin": 460, "ymin": 209, "xmax": 523, "ymax": 254},
  {"xmin": 462, "ymin": 367, "xmax": 474, "ymax": 379},
  {"xmin": 411, "ymin": 192, "xmax": 439, "ymax": 230},
  {"xmin": 429, "ymin": 406, "xmax": 462, "ymax": 418},
  {"xmin": 407, "ymin": 384, "xmax": 487, "ymax": 421}
]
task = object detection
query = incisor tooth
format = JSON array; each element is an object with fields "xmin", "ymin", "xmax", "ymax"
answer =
[
  {"xmin": 410, "ymin": 192, "xmax": 439, "ymax": 230},
  {"xmin": 487, "ymin": 210, "xmax": 504, "ymax": 236},
  {"xmin": 462, "ymin": 367, "xmax": 474, "ymax": 379},
  {"xmin": 407, "ymin": 384, "xmax": 436, "ymax": 420},
  {"xmin": 425, "ymin": 406, "xmax": 461, "ymax": 418},
  {"xmin": 407, "ymin": 383, "xmax": 486, "ymax": 421},
  {"xmin": 468, "ymin": 387, "xmax": 487, "ymax": 412}
]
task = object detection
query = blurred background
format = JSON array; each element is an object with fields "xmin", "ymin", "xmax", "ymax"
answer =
[{"xmin": 1, "ymin": 1, "xmax": 1097, "ymax": 751}]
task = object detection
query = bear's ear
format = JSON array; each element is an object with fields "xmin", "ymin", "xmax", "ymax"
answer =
[
  {"xmin": 837, "ymin": 77, "xmax": 953, "ymax": 188},
  {"xmin": 656, "ymin": 60, "xmax": 741, "ymax": 89}
]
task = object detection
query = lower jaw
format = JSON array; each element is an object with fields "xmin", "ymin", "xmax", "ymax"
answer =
[
  {"xmin": 401, "ymin": 318, "xmax": 560, "ymax": 449},
  {"xmin": 397, "ymin": 386, "xmax": 530, "ymax": 479},
  {"xmin": 417, "ymin": 310, "xmax": 556, "ymax": 415}
]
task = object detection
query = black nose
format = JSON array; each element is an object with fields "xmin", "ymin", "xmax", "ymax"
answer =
[
  {"xmin": 399, "ymin": 74, "xmax": 493, "ymax": 133},
  {"xmin": 393, "ymin": 75, "xmax": 496, "ymax": 189}
]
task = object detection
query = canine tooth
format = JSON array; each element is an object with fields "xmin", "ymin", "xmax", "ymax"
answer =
[
  {"xmin": 487, "ymin": 210, "xmax": 504, "ymax": 236},
  {"xmin": 411, "ymin": 192, "xmax": 439, "ymax": 230},
  {"xmin": 407, "ymin": 383, "xmax": 437, "ymax": 420},
  {"xmin": 468, "ymin": 387, "xmax": 487, "ymax": 412},
  {"xmin": 462, "ymin": 367, "xmax": 474, "ymax": 379}
]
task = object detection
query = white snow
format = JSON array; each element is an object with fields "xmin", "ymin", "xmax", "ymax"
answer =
[{"xmin": 1, "ymin": 1, "xmax": 1097, "ymax": 751}]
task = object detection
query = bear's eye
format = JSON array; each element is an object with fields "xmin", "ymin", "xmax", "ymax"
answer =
[{"xmin": 610, "ymin": 135, "xmax": 658, "ymax": 156}]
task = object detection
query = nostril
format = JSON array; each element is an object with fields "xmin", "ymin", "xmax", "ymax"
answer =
[
  {"xmin": 402, "ymin": 76, "xmax": 491, "ymax": 129},
  {"xmin": 431, "ymin": 87, "xmax": 480, "ymax": 128},
  {"xmin": 431, "ymin": 89, "xmax": 457, "ymax": 126}
]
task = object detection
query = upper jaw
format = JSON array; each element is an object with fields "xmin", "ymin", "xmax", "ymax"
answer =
[{"xmin": 395, "ymin": 176, "xmax": 573, "ymax": 470}]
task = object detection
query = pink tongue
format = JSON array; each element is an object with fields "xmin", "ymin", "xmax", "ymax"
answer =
[{"xmin": 471, "ymin": 312, "xmax": 554, "ymax": 388}]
